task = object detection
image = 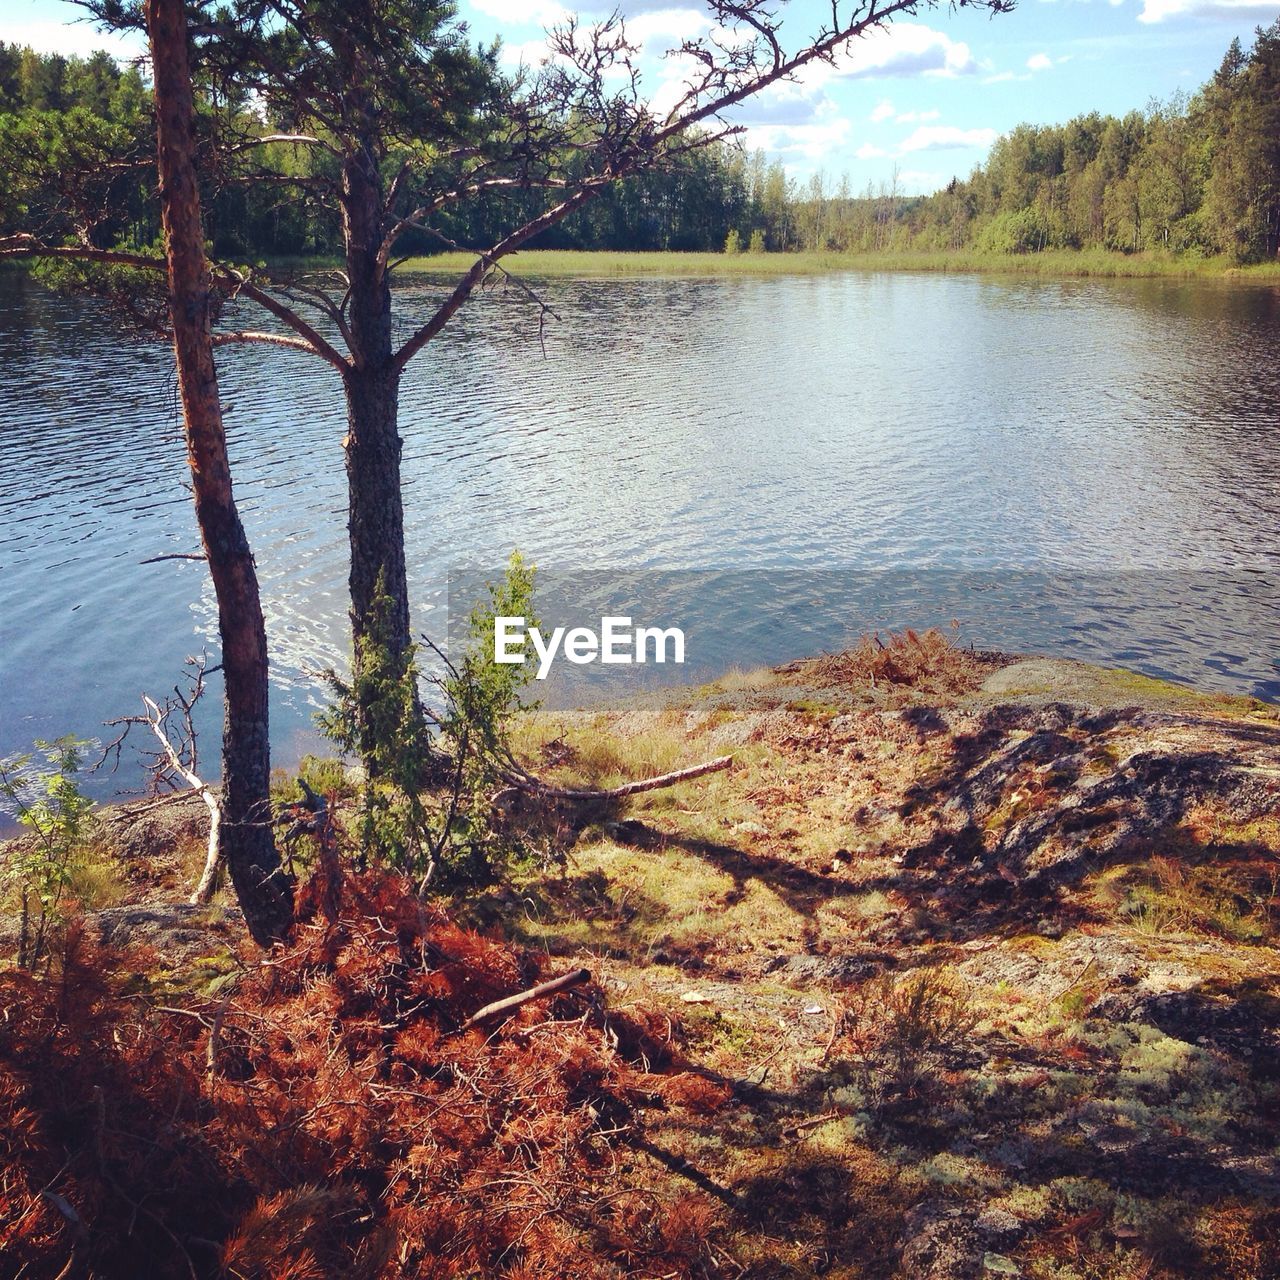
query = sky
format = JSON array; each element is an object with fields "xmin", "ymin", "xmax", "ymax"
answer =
[{"xmin": 6, "ymin": 0, "xmax": 1278, "ymax": 194}]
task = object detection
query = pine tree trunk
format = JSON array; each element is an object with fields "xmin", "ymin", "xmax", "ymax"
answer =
[
  {"xmin": 344, "ymin": 362, "xmax": 410, "ymax": 660},
  {"xmin": 147, "ymin": 0, "xmax": 293, "ymax": 946},
  {"xmin": 340, "ymin": 149, "xmax": 418, "ymax": 765}
]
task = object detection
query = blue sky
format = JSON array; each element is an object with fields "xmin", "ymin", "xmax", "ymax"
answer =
[{"xmin": 7, "ymin": 0, "xmax": 1278, "ymax": 193}]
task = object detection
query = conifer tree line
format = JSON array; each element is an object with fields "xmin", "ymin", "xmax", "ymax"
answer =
[
  {"xmin": 3, "ymin": 17, "xmax": 1277, "ymax": 263},
  {"xmin": 894, "ymin": 20, "xmax": 1280, "ymax": 262}
]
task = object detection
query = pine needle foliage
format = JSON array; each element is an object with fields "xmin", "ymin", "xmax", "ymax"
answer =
[{"xmin": 0, "ymin": 870, "xmax": 728, "ymax": 1278}]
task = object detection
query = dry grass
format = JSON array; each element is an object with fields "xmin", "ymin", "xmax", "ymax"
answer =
[
  {"xmin": 1119, "ymin": 852, "xmax": 1277, "ymax": 943},
  {"xmin": 789, "ymin": 627, "xmax": 997, "ymax": 701},
  {"xmin": 497, "ymin": 644, "xmax": 1280, "ymax": 1278}
]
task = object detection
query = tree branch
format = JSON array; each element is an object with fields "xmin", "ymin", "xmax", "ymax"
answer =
[
  {"xmin": 0, "ymin": 235, "xmax": 350, "ymax": 372},
  {"xmin": 99, "ymin": 658, "xmax": 226, "ymax": 905},
  {"xmin": 211, "ymin": 329, "xmax": 336, "ymax": 356},
  {"xmin": 389, "ymin": 0, "xmax": 952, "ymax": 372},
  {"xmin": 228, "ymin": 132, "xmax": 341, "ymax": 157},
  {"xmin": 378, "ymin": 175, "xmax": 574, "ymax": 269},
  {"xmin": 221, "ymin": 271, "xmax": 350, "ymax": 371},
  {"xmin": 458, "ymin": 968, "xmax": 591, "ymax": 1032},
  {"xmin": 652, "ymin": 0, "xmax": 926, "ymax": 143},
  {"xmin": 394, "ymin": 221, "xmax": 562, "ymax": 352},
  {"xmin": 392, "ymin": 182, "xmax": 604, "ymax": 372},
  {"xmin": 497, "ymin": 754, "xmax": 733, "ymax": 801}
]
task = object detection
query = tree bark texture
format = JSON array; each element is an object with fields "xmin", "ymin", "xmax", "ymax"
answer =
[
  {"xmin": 147, "ymin": 0, "xmax": 293, "ymax": 945},
  {"xmin": 343, "ymin": 362, "xmax": 410, "ymax": 660},
  {"xmin": 340, "ymin": 148, "xmax": 417, "ymax": 757}
]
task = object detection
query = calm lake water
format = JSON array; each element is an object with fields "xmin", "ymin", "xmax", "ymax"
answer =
[{"xmin": 1, "ymin": 268, "xmax": 1278, "ymax": 798}]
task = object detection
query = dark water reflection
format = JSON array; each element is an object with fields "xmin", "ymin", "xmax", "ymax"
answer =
[{"xmin": 1, "ymin": 269, "xmax": 1277, "ymax": 798}]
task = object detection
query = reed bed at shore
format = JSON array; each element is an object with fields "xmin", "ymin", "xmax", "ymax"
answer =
[{"xmin": 390, "ymin": 247, "xmax": 1280, "ymax": 282}]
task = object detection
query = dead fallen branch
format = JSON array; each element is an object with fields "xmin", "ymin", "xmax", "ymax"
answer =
[
  {"xmin": 497, "ymin": 755, "xmax": 733, "ymax": 802},
  {"xmin": 458, "ymin": 968, "xmax": 590, "ymax": 1032},
  {"xmin": 782, "ymin": 1109, "xmax": 841, "ymax": 1138},
  {"xmin": 102, "ymin": 791, "xmax": 206, "ymax": 823},
  {"xmin": 99, "ymin": 656, "xmax": 224, "ymax": 904},
  {"xmin": 136, "ymin": 693, "xmax": 224, "ymax": 906}
]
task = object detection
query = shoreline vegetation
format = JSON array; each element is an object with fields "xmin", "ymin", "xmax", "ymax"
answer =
[
  {"xmin": 11, "ymin": 246, "xmax": 1280, "ymax": 285},
  {"xmin": 4, "ymin": 639, "xmax": 1279, "ymax": 1276},
  {"xmin": 8, "ymin": 246, "xmax": 1280, "ymax": 287},
  {"xmin": 396, "ymin": 247, "xmax": 1280, "ymax": 282}
]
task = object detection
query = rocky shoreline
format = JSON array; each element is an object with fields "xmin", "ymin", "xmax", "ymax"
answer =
[{"xmin": 4, "ymin": 642, "xmax": 1279, "ymax": 1277}]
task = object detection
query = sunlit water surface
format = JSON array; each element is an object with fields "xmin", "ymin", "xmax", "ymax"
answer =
[{"xmin": 1, "ymin": 269, "xmax": 1277, "ymax": 798}]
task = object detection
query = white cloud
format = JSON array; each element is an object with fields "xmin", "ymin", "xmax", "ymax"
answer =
[
  {"xmin": 729, "ymin": 79, "xmax": 833, "ymax": 126},
  {"xmin": 822, "ymin": 23, "xmax": 979, "ymax": 81},
  {"xmin": 481, "ymin": 0, "xmax": 713, "ymax": 43},
  {"xmin": 648, "ymin": 53, "xmax": 702, "ymax": 119},
  {"xmin": 1138, "ymin": 0, "xmax": 1277, "ymax": 20},
  {"xmin": 856, "ymin": 142, "xmax": 889, "ymax": 159},
  {"xmin": 1027, "ymin": 52, "xmax": 1053, "ymax": 71},
  {"xmin": 870, "ymin": 98, "xmax": 896, "ymax": 122},
  {"xmin": 610, "ymin": 0, "xmax": 707, "ymax": 14},
  {"xmin": 499, "ymin": 38, "xmax": 558, "ymax": 67},
  {"xmin": 0, "ymin": 18, "xmax": 144, "ymax": 60},
  {"xmin": 742, "ymin": 117, "xmax": 853, "ymax": 162},
  {"xmin": 625, "ymin": 7, "xmax": 712, "ymax": 46},
  {"xmin": 899, "ymin": 124, "xmax": 998, "ymax": 152}
]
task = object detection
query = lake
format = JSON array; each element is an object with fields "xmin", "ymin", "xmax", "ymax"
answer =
[{"xmin": 1, "ymin": 267, "xmax": 1278, "ymax": 799}]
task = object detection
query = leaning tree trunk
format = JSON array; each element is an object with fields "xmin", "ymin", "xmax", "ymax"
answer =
[{"xmin": 147, "ymin": 0, "xmax": 293, "ymax": 945}]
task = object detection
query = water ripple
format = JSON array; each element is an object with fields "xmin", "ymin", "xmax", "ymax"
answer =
[{"xmin": 1, "ymin": 270, "xmax": 1278, "ymax": 797}]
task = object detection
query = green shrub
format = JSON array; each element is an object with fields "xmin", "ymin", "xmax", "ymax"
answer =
[
  {"xmin": 977, "ymin": 207, "xmax": 1053, "ymax": 255},
  {"xmin": 319, "ymin": 574, "xmax": 435, "ymax": 875},
  {"xmin": 0, "ymin": 737, "xmax": 94, "ymax": 968},
  {"xmin": 445, "ymin": 550, "xmax": 540, "ymax": 758},
  {"xmin": 428, "ymin": 551, "xmax": 542, "ymax": 885},
  {"xmin": 319, "ymin": 554, "xmax": 542, "ymax": 890}
]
